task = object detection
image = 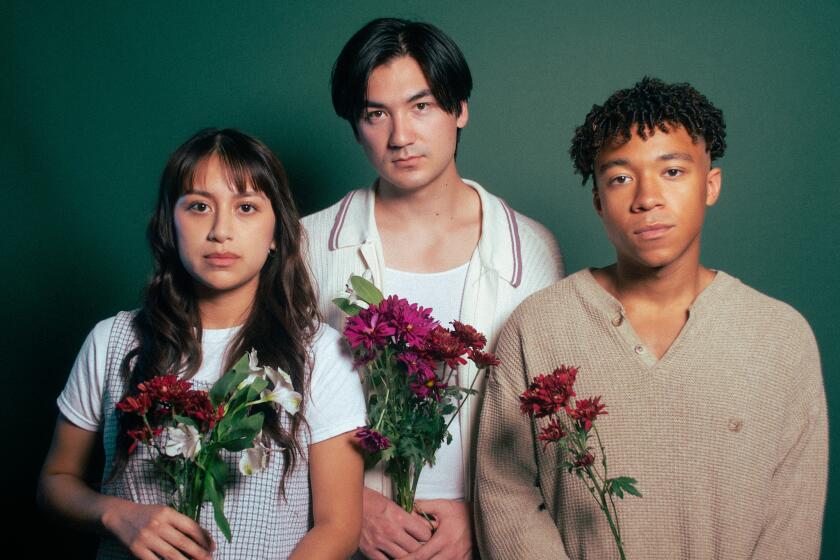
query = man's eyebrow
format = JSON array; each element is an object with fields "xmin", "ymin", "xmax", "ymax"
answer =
[
  {"xmin": 659, "ymin": 152, "xmax": 694, "ymax": 162},
  {"xmin": 597, "ymin": 159, "xmax": 629, "ymax": 174},
  {"xmin": 365, "ymin": 89, "xmax": 433, "ymax": 108}
]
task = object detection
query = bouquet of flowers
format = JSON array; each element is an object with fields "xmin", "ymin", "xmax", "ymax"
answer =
[
  {"xmin": 519, "ymin": 365, "xmax": 641, "ymax": 559},
  {"xmin": 116, "ymin": 350, "xmax": 301, "ymax": 542},
  {"xmin": 335, "ymin": 275, "xmax": 499, "ymax": 513}
]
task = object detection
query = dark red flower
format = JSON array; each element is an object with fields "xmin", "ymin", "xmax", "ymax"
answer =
[
  {"xmin": 355, "ymin": 427, "xmax": 391, "ymax": 453},
  {"xmin": 116, "ymin": 392, "xmax": 153, "ymax": 415},
  {"xmin": 469, "ymin": 349, "xmax": 500, "ymax": 369},
  {"xmin": 567, "ymin": 396, "xmax": 607, "ymax": 432},
  {"xmin": 537, "ymin": 417, "xmax": 567, "ymax": 449},
  {"xmin": 573, "ymin": 452, "xmax": 595, "ymax": 469},
  {"xmin": 519, "ymin": 366, "xmax": 579, "ymax": 418},
  {"xmin": 451, "ymin": 321, "xmax": 486, "ymax": 350},
  {"xmin": 137, "ymin": 374, "xmax": 194, "ymax": 405},
  {"xmin": 425, "ymin": 326, "xmax": 468, "ymax": 369}
]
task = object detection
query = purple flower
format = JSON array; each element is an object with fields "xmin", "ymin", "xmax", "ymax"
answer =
[
  {"xmin": 344, "ymin": 308, "xmax": 396, "ymax": 351},
  {"xmin": 381, "ymin": 295, "xmax": 437, "ymax": 348},
  {"xmin": 355, "ymin": 427, "xmax": 391, "ymax": 453}
]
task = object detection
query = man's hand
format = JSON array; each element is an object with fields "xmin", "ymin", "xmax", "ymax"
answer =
[
  {"xmin": 404, "ymin": 499, "xmax": 473, "ymax": 560},
  {"xmin": 360, "ymin": 487, "xmax": 434, "ymax": 560}
]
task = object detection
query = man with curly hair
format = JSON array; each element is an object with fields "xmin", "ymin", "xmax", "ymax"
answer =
[{"xmin": 475, "ymin": 77, "xmax": 827, "ymax": 558}]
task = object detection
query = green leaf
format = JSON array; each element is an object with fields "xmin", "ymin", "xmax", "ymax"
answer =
[
  {"xmin": 206, "ymin": 453, "xmax": 228, "ymax": 488},
  {"xmin": 210, "ymin": 358, "xmax": 251, "ymax": 406},
  {"xmin": 607, "ymin": 476, "xmax": 642, "ymax": 499},
  {"xmin": 350, "ymin": 275, "xmax": 384, "ymax": 305},
  {"xmin": 204, "ymin": 473, "xmax": 232, "ymax": 542},
  {"xmin": 333, "ymin": 297, "xmax": 363, "ymax": 317}
]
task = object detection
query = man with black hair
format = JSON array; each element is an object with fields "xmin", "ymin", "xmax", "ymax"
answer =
[
  {"xmin": 303, "ymin": 18, "xmax": 563, "ymax": 560},
  {"xmin": 475, "ymin": 77, "xmax": 827, "ymax": 558}
]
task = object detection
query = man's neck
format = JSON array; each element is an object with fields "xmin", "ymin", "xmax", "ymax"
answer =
[
  {"xmin": 594, "ymin": 256, "xmax": 715, "ymax": 311},
  {"xmin": 374, "ymin": 168, "xmax": 471, "ymax": 224},
  {"xmin": 373, "ymin": 166, "xmax": 482, "ymax": 273}
]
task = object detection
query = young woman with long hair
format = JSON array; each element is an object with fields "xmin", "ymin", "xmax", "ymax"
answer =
[{"xmin": 38, "ymin": 128, "xmax": 365, "ymax": 559}]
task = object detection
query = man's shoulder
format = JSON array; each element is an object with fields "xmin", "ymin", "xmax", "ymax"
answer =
[
  {"xmin": 715, "ymin": 272, "xmax": 812, "ymax": 335},
  {"xmin": 506, "ymin": 272, "xmax": 585, "ymax": 328}
]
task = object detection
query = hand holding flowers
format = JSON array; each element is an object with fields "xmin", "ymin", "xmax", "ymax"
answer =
[{"xmin": 116, "ymin": 350, "xmax": 300, "ymax": 542}]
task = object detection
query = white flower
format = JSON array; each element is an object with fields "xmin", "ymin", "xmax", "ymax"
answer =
[
  {"xmin": 163, "ymin": 423, "xmax": 202, "ymax": 460},
  {"xmin": 237, "ymin": 348, "xmax": 266, "ymax": 390},
  {"xmin": 262, "ymin": 365, "xmax": 302, "ymax": 415},
  {"xmin": 239, "ymin": 444, "xmax": 269, "ymax": 476},
  {"xmin": 341, "ymin": 273, "xmax": 370, "ymax": 309}
]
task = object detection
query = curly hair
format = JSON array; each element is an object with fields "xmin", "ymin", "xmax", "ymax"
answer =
[{"xmin": 569, "ymin": 77, "xmax": 726, "ymax": 186}]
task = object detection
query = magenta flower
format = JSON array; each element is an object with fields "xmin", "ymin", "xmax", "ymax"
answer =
[
  {"xmin": 355, "ymin": 427, "xmax": 391, "ymax": 453},
  {"xmin": 397, "ymin": 351, "xmax": 435, "ymax": 377},
  {"xmin": 382, "ymin": 295, "xmax": 436, "ymax": 348},
  {"xmin": 344, "ymin": 308, "xmax": 396, "ymax": 351}
]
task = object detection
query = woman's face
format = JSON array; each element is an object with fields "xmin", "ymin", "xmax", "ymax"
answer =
[{"xmin": 173, "ymin": 154, "xmax": 277, "ymax": 301}]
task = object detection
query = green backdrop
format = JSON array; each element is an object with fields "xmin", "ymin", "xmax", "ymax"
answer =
[{"xmin": 6, "ymin": 1, "xmax": 838, "ymax": 556}]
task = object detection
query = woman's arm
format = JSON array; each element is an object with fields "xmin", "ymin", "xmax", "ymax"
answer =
[
  {"xmin": 37, "ymin": 415, "xmax": 215, "ymax": 560},
  {"xmin": 290, "ymin": 431, "xmax": 363, "ymax": 559}
]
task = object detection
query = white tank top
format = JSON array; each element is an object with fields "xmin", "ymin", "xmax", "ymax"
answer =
[{"xmin": 383, "ymin": 262, "xmax": 470, "ymax": 501}]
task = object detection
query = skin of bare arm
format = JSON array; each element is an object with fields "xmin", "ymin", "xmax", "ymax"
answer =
[{"xmin": 289, "ymin": 431, "xmax": 364, "ymax": 559}]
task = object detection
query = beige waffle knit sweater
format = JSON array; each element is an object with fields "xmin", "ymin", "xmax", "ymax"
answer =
[{"xmin": 475, "ymin": 269, "xmax": 827, "ymax": 559}]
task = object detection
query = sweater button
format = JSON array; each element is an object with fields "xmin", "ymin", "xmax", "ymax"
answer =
[
  {"xmin": 634, "ymin": 345, "xmax": 645, "ymax": 354},
  {"xmin": 612, "ymin": 315, "xmax": 623, "ymax": 326}
]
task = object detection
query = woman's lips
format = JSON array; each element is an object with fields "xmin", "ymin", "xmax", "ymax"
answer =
[{"xmin": 204, "ymin": 253, "xmax": 240, "ymax": 266}]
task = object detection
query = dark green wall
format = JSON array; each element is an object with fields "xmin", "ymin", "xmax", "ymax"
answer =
[{"xmin": 7, "ymin": 1, "xmax": 838, "ymax": 556}]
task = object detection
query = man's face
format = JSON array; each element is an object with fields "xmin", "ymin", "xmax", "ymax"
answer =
[
  {"xmin": 592, "ymin": 125, "xmax": 721, "ymax": 271},
  {"xmin": 357, "ymin": 55, "xmax": 468, "ymax": 193}
]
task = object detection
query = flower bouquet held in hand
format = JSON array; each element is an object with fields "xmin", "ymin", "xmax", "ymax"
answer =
[
  {"xmin": 519, "ymin": 365, "xmax": 641, "ymax": 560},
  {"xmin": 116, "ymin": 350, "xmax": 301, "ymax": 542},
  {"xmin": 335, "ymin": 275, "xmax": 499, "ymax": 513}
]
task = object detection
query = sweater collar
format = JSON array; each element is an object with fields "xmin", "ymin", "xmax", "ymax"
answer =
[{"xmin": 326, "ymin": 179, "xmax": 524, "ymax": 287}]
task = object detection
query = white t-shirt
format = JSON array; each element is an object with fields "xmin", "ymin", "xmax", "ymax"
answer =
[
  {"xmin": 383, "ymin": 262, "xmax": 469, "ymax": 501},
  {"xmin": 57, "ymin": 318, "xmax": 366, "ymax": 445}
]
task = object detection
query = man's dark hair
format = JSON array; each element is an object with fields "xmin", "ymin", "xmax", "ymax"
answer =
[
  {"xmin": 570, "ymin": 77, "xmax": 726, "ymax": 186},
  {"xmin": 331, "ymin": 18, "xmax": 472, "ymax": 136}
]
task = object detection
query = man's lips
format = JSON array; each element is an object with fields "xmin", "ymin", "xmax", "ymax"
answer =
[
  {"xmin": 633, "ymin": 223, "xmax": 674, "ymax": 240},
  {"xmin": 392, "ymin": 155, "xmax": 423, "ymax": 166},
  {"xmin": 204, "ymin": 252, "xmax": 240, "ymax": 265}
]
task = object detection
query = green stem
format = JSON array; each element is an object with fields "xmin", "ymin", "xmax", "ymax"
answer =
[{"xmin": 443, "ymin": 367, "xmax": 482, "ymax": 433}]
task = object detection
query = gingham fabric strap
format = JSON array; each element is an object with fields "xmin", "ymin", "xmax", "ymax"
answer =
[{"xmin": 97, "ymin": 311, "xmax": 311, "ymax": 559}]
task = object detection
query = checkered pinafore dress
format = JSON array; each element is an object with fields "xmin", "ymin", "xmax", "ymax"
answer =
[{"xmin": 96, "ymin": 311, "xmax": 310, "ymax": 559}]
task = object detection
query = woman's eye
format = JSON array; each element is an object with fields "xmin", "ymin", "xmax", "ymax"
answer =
[
  {"xmin": 240, "ymin": 203, "xmax": 255, "ymax": 213},
  {"xmin": 188, "ymin": 201, "xmax": 209, "ymax": 212}
]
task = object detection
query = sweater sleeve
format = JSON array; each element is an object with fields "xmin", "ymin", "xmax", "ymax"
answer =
[
  {"xmin": 474, "ymin": 315, "xmax": 569, "ymax": 559},
  {"xmin": 751, "ymin": 325, "xmax": 827, "ymax": 558}
]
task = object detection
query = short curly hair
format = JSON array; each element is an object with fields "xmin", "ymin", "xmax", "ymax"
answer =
[{"xmin": 569, "ymin": 77, "xmax": 726, "ymax": 186}]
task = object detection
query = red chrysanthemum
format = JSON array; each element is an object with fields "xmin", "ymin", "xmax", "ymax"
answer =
[
  {"xmin": 537, "ymin": 417, "xmax": 567, "ymax": 449},
  {"xmin": 573, "ymin": 452, "xmax": 595, "ymax": 469},
  {"xmin": 519, "ymin": 366, "xmax": 579, "ymax": 418},
  {"xmin": 567, "ymin": 396, "xmax": 607, "ymax": 432},
  {"xmin": 451, "ymin": 321, "xmax": 486, "ymax": 350},
  {"xmin": 469, "ymin": 349, "xmax": 500, "ymax": 369},
  {"xmin": 425, "ymin": 326, "xmax": 468, "ymax": 369}
]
